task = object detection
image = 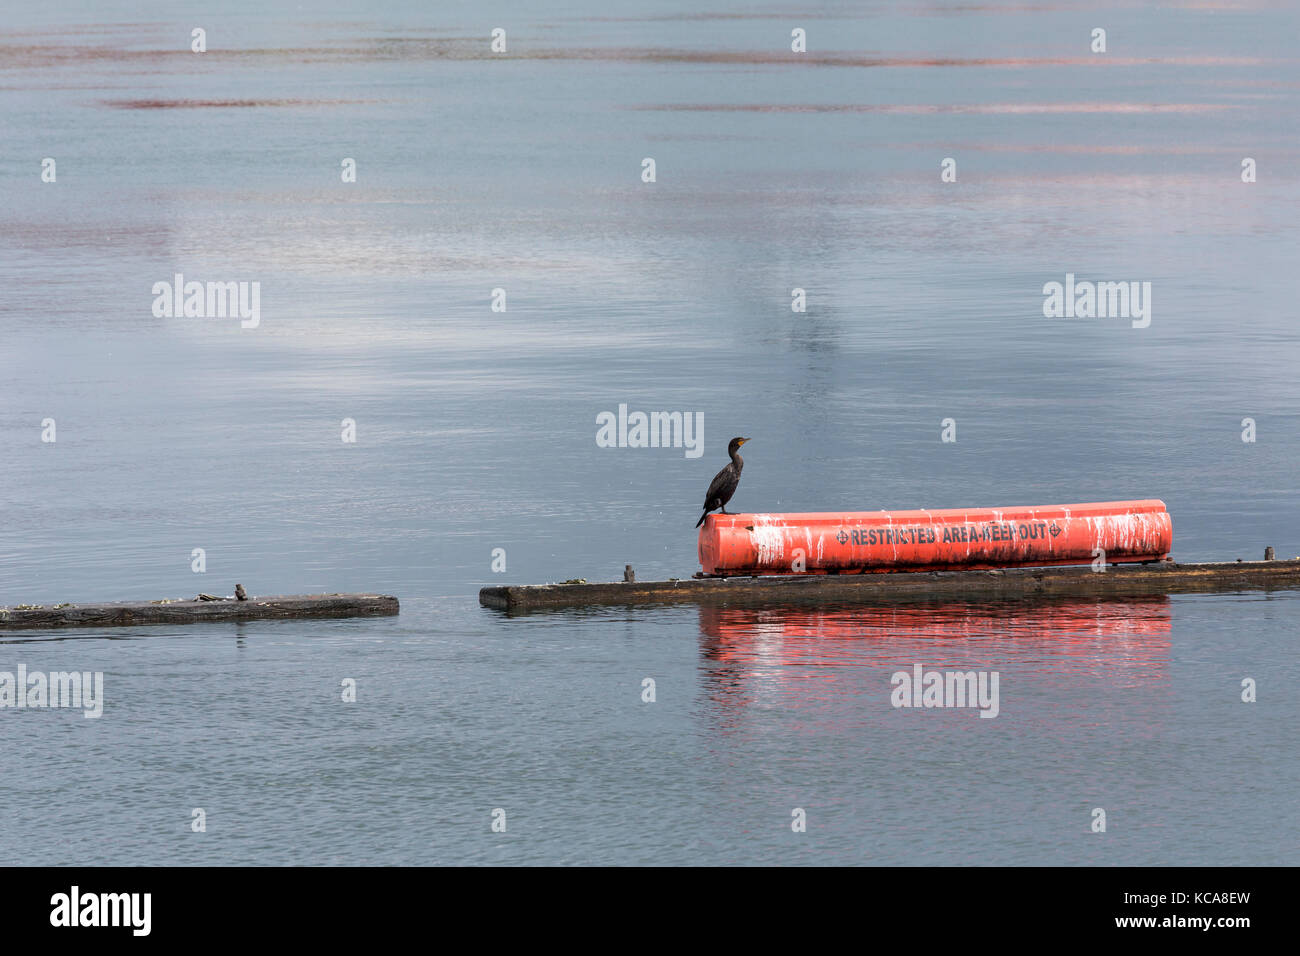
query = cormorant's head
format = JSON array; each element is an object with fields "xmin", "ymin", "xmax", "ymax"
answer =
[{"xmin": 728, "ymin": 437, "xmax": 750, "ymax": 455}]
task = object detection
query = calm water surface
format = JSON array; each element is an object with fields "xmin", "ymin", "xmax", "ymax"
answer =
[{"xmin": 1, "ymin": 1, "xmax": 1297, "ymax": 865}]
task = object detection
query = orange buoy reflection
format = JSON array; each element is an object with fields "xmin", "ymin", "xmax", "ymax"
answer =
[{"xmin": 695, "ymin": 598, "xmax": 1173, "ymax": 729}]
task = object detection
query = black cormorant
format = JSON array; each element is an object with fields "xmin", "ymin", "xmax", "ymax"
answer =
[{"xmin": 695, "ymin": 437, "xmax": 749, "ymax": 528}]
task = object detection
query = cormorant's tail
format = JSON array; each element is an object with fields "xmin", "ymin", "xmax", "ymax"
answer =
[{"xmin": 695, "ymin": 511, "xmax": 708, "ymax": 528}]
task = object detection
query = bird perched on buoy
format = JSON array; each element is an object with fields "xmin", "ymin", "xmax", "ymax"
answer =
[
  {"xmin": 695, "ymin": 437, "xmax": 749, "ymax": 528},
  {"xmin": 235, "ymin": 584, "xmax": 247, "ymax": 602}
]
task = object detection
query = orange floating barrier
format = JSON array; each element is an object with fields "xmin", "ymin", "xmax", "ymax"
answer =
[{"xmin": 697, "ymin": 500, "xmax": 1172, "ymax": 577}]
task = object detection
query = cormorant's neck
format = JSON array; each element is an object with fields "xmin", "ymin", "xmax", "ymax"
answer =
[{"xmin": 731, "ymin": 450, "xmax": 743, "ymax": 467}]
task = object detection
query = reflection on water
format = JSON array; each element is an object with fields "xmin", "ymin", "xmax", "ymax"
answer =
[
  {"xmin": 697, "ymin": 598, "xmax": 1172, "ymax": 732},
  {"xmin": 700, "ymin": 597, "xmax": 1171, "ymax": 664},
  {"xmin": 635, "ymin": 102, "xmax": 1240, "ymax": 114}
]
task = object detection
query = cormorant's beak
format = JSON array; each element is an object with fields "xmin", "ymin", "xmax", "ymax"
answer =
[{"xmin": 738, "ymin": 438, "xmax": 750, "ymax": 445}]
